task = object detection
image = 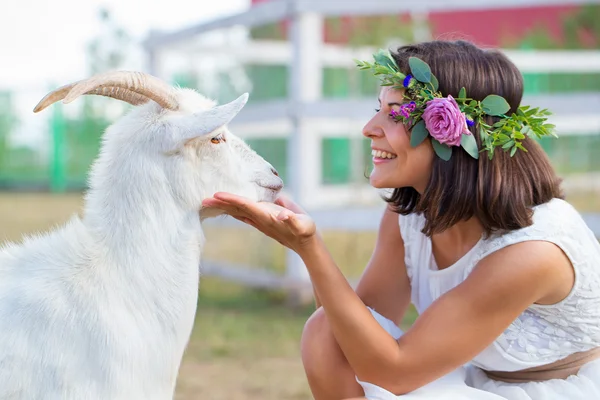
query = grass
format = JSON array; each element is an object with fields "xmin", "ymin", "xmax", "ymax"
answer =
[{"xmin": 1, "ymin": 189, "xmax": 599, "ymax": 399}]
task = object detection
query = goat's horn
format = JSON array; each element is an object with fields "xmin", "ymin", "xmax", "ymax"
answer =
[
  {"xmin": 193, "ymin": 92, "xmax": 249, "ymax": 135},
  {"xmin": 33, "ymin": 71, "xmax": 179, "ymax": 113}
]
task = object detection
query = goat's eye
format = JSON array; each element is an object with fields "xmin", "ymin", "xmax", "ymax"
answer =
[{"xmin": 211, "ymin": 135, "xmax": 225, "ymax": 144}]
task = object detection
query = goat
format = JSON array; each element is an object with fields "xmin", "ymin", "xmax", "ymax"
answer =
[{"xmin": 0, "ymin": 71, "xmax": 283, "ymax": 399}]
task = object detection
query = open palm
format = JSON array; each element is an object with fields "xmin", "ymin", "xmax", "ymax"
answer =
[{"xmin": 202, "ymin": 193, "xmax": 317, "ymax": 252}]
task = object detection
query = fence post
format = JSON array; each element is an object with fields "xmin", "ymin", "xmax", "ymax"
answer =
[
  {"xmin": 50, "ymin": 100, "xmax": 67, "ymax": 193},
  {"xmin": 286, "ymin": 7, "xmax": 324, "ymax": 307}
]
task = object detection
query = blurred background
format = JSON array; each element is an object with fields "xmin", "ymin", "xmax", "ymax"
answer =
[{"xmin": 1, "ymin": 0, "xmax": 599, "ymax": 398}]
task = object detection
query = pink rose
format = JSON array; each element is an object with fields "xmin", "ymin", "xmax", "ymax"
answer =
[{"xmin": 422, "ymin": 95, "xmax": 470, "ymax": 147}]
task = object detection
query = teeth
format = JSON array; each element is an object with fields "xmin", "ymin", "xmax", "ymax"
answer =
[{"xmin": 371, "ymin": 150, "xmax": 397, "ymax": 159}]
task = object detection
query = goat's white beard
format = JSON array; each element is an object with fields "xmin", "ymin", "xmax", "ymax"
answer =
[{"xmin": 0, "ymin": 152, "xmax": 204, "ymax": 399}]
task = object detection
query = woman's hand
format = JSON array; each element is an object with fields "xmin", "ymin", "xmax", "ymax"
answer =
[{"xmin": 201, "ymin": 192, "xmax": 318, "ymax": 253}]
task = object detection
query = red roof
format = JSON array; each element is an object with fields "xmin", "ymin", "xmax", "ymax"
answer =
[
  {"xmin": 428, "ymin": 5, "xmax": 579, "ymax": 47},
  {"xmin": 249, "ymin": 1, "xmax": 584, "ymax": 47}
]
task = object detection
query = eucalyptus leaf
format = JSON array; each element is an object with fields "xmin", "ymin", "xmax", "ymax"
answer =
[
  {"xmin": 431, "ymin": 139, "xmax": 452, "ymax": 161},
  {"xmin": 410, "ymin": 120, "xmax": 429, "ymax": 147},
  {"xmin": 373, "ymin": 49, "xmax": 397, "ymax": 71},
  {"xmin": 460, "ymin": 133, "xmax": 479, "ymax": 159},
  {"xmin": 481, "ymin": 95, "xmax": 511, "ymax": 116},
  {"xmin": 408, "ymin": 57, "xmax": 432, "ymax": 83},
  {"xmin": 430, "ymin": 74, "xmax": 439, "ymax": 91}
]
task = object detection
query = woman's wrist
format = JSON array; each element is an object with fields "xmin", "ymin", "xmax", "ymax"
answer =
[{"xmin": 294, "ymin": 233, "xmax": 324, "ymax": 260}]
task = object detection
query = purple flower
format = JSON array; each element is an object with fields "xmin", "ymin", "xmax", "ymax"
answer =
[
  {"xmin": 399, "ymin": 101, "xmax": 416, "ymax": 118},
  {"xmin": 422, "ymin": 95, "xmax": 471, "ymax": 147},
  {"xmin": 390, "ymin": 102, "xmax": 417, "ymax": 120},
  {"xmin": 466, "ymin": 118, "xmax": 474, "ymax": 127},
  {"xmin": 403, "ymin": 75, "xmax": 413, "ymax": 88}
]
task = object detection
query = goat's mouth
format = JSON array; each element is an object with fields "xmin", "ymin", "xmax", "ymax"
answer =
[
  {"xmin": 262, "ymin": 184, "xmax": 283, "ymax": 192},
  {"xmin": 259, "ymin": 182, "xmax": 284, "ymax": 192}
]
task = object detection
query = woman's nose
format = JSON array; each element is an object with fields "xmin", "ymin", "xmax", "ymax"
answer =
[{"xmin": 362, "ymin": 117, "xmax": 384, "ymax": 139}]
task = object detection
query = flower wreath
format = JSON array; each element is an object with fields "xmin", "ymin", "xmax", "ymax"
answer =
[{"xmin": 355, "ymin": 49, "xmax": 558, "ymax": 161}]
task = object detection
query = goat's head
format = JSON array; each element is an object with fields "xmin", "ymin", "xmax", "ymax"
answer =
[{"xmin": 33, "ymin": 71, "xmax": 283, "ymax": 218}]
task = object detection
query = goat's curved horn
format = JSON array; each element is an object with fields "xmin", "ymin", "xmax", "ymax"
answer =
[{"xmin": 33, "ymin": 71, "xmax": 179, "ymax": 113}]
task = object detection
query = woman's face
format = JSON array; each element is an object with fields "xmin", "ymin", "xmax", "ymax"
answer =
[{"xmin": 362, "ymin": 87, "xmax": 434, "ymax": 193}]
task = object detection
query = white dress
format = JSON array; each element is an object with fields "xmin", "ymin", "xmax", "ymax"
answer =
[{"xmin": 356, "ymin": 198, "xmax": 600, "ymax": 400}]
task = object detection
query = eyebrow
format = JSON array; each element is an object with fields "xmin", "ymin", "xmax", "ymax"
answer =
[{"xmin": 377, "ymin": 98, "xmax": 402, "ymax": 107}]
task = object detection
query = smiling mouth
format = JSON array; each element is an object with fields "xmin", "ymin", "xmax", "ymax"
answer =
[{"xmin": 372, "ymin": 149, "xmax": 397, "ymax": 159}]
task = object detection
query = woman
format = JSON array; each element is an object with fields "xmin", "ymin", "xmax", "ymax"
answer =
[{"xmin": 201, "ymin": 40, "xmax": 600, "ymax": 400}]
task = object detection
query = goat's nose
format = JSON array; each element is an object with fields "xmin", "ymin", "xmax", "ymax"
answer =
[{"xmin": 271, "ymin": 167, "xmax": 279, "ymax": 177}]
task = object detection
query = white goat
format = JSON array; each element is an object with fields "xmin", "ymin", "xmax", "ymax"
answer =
[{"xmin": 0, "ymin": 71, "xmax": 283, "ymax": 399}]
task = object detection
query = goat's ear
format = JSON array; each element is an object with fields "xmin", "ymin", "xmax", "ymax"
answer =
[{"xmin": 180, "ymin": 93, "xmax": 248, "ymax": 139}]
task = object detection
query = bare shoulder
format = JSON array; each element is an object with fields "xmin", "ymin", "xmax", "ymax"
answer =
[
  {"xmin": 471, "ymin": 239, "xmax": 575, "ymax": 306},
  {"xmin": 376, "ymin": 204, "xmax": 404, "ymax": 244}
]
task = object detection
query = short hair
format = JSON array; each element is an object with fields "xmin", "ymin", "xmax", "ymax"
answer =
[{"xmin": 385, "ymin": 40, "xmax": 564, "ymax": 237}]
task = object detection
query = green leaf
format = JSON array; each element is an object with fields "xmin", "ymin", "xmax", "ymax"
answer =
[
  {"xmin": 408, "ymin": 57, "xmax": 432, "ymax": 83},
  {"xmin": 510, "ymin": 146, "xmax": 518, "ymax": 157},
  {"xmin": 458, "ymin": 87, "xmax": 466, "ymax": 99},
  {"xmin": 514, "ymin": 130, "xmax": 526, "ymax": 139},
  {"xmin": 481, "ymin": 95, "xmax": 511, "ymax": 116},
  {"xmin": 515, "ymin": 142, "xmax": 528, "ymax": 152},
  {"xmin": 431, "ymin": 138, "xmax": 452, "ymax": 161},
  {"xmin": 497, "ymin": 133, "xmax": 510, "ymax": 142},
  {"xmin": 502, "ymin": 140, "xmax": 515, "ymax": 149},
  {"xmin": 373, "ymin": 49, "xmax": 397, "ymax": 71},
  {"xmin": 460, "ymin": 133, "xmax": 479, "ymax": 159},
  {"xmin": 410, "ymin": 120, "xmax": 429, "ymax": 147},
  {"xmin": 479, "ymin": 126, "xmax": 487, "ymax": 140},
  {"xmin": 430, "ymin": 74, "xmax": 439, "ymax": 91}
]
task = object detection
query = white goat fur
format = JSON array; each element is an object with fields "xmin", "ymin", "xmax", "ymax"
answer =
[{"xmin": 0, "ymin": 88, "xmax": 283, "ymax": 399}]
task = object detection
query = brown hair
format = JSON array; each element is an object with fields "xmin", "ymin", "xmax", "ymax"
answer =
[{"xmin": 386, "ymin": 40, "xmax": 564, "ymax": 237}]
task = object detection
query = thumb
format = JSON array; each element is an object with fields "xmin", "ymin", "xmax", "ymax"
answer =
[{"xmin": 278, "ymin": 211, "xmax": 315, "ymax": 237}]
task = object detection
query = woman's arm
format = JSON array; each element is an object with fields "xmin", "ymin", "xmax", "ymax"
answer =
[
  {"xmin": 298, "ymin": 237, "xmax": 574, "ymax": 395},
  {"xmin": 275, "ymin": 197, "xmax": 411, "ymax": 321},
  {"xmin": 353, "ymin": 205, "xmax": 411, "ymax": 325}
]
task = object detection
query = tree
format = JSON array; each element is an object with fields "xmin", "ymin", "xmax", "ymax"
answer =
[{"xmin": 0, "ymin": 91, "xmax": 18, "ymax": 171}]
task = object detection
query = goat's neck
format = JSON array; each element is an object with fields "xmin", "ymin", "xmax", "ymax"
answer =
[{"xmin": 82, "ymin": 170, "xmax": 203, "ymax": 287}]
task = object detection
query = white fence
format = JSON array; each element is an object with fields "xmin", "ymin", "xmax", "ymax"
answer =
[{"xmin": 144, "ymin": 0, "xmax": 600, "ymax": 302}]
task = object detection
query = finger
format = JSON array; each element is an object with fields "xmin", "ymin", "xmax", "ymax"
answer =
[
  {"xmin": 275, "ymin": 194, "xmax": 306, "ymax": 214},
  {"xmin": 212, "ymin": 192, "xmax": 270, "ymax": 216},
  {"xmin": 276, "ymin": 209, "xmax": 293, "ymax": 221},
  {"xmin": 281, "ymin": 213, "xmax": 316, "ymax": 238},
  {"xmin": 202, "ymin": 198, "xmax": 252, "ymax": 218},
  {"xmin": 202, "ymin": 198, "xmax": 228, "ymax": 208},
  {"xmin": 232, "ymin": 215, "xmax": 258, "ymax": 229},
  {"xmin": 213, "ymin": 192, "xmax": 251, "ymax": 207}
]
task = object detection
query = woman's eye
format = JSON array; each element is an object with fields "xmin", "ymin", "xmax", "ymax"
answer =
[{"xmin": 210, "ymin": 136, "xmax": 224, "ymax": 144}]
